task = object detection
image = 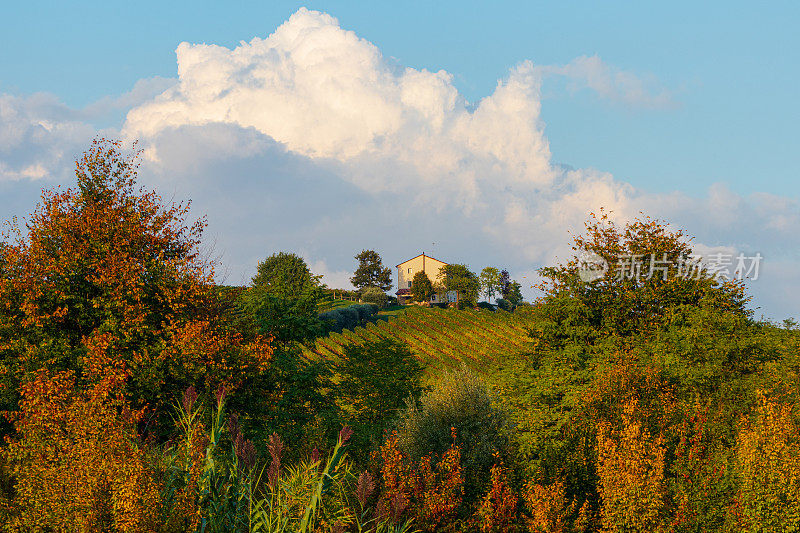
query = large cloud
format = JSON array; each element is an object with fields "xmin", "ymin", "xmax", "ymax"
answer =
[
  {"xmin": 1, "ymin": 8, "xmax": 797, "ymax": 319},
  {"xmin": 119, "ymin": 8, "xmax": 798, "ymax": 318},
  {"xmin": 122, "ymin": 8, "xmax": 638, "ymax": 261}
]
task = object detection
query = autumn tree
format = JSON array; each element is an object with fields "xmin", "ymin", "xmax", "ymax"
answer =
[
  {"xmin": 731, "ymin": 393, "xmax": 800, "ymax": 531},
  {"xmin": 596, "ymin": 399, "xmax": 667, "ymax": 533},
  {"xmin": 2, "ymin": 370, "xmax": 161, "ymax": 530},
  {"xmin": 351, "ymin": 249, "xmax": 392, "ymax": 292},
  {"xmin": 0, "ymin": 138, "xmax": 272, "ymax": 433},
  {"xmin": 411, "ymin": 271, "xmax": 435, "ymax": 303},
  {"xmin": 537, "ymin": 210, "xmax": 751, "ymax": 337}
]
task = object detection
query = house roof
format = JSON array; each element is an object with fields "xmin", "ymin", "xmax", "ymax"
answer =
[{"xmin": 395, "ymin": 252, "xmax": 449, "ymax": 268}]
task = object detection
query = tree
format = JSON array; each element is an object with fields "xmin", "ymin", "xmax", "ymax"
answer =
[
  {"xmin": 351, "ymin": 250, "xmax": 392, "ymax": 292},
  {"xmin": 241, "ymin": 252, "xmax": 324, "ymax": 346},
  {"xmin": 0, "ymin": 139, "xmax": 273, "ymax": 435},
  {"xmin": 506, "ymin": 281, "xmax": 523, "ymax": 306},
  {"xmin": 597, "ymin": 399, "xmax": 667, "ymax": 532},
  {"xmin": 537, "ymin": 209, "xmax": 751, "ymax": 337},
  {"xmin": 411, "ymin": 271, "xmax": 435, "ymax": 303},
  {"xmin": 440, "ymin": 264, "xmax": 480, "ymax": 306},
  {"xmin": 479, "ymin": 267, "xmax": 501, "ymax": 303},
  {"xmin": 252, "ymin": 251, "xmax": 317, "ymax": 298},
  {"xmin": 332, "ymin": 339, "xmax": 424, "ymax": 456},
  {"xmin": 360, "ymin": 286, "xmax": 388, "ymax": 308},
  {"xmin": 498, "ymin": 270, "xmax": 511, "ymax": 299}
]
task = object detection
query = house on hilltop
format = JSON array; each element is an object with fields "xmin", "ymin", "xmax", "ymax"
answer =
[{"xmin": 395, "ymin": 253, "xmax": 457, "ymax": 305}]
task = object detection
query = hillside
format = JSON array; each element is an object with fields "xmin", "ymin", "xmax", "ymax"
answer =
[{"xmin": 303, "ymin": 306, "xmax": 536, "ymax": 370}]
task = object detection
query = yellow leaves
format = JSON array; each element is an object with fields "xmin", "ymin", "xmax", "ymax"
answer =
[
  {"xmin": 522, "ymin": 480, "xmax": 575, "ymax": 533},
  {"xmin": 3, "ymin": 371, "xmax": 160, "ymax": 531},
  {"xmin": 596, "ymin": 398, "xmax": 667, "ymax": 533},
  {"xmin": 732, "ymin": 392, "xmax": 800, "ymax": 531},
  {"xmin": 477, "ymin": 462, "xmax": 518, "ymax": 533}
]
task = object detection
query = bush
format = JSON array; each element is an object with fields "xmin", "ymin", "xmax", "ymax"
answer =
[
  {"xmin": 355, "ymin": 303, "xmax": 379, "ymax": 321},
  {"xmin": 3, "ymin": 371, "xmax": 161, "ymax": 531},
  {"xmin": 477, "ymin": 301, "xmax": 495, "ymax": 311},
  {"xmin": 495, "ymin": 298, "xmax": 512, "ymax": 311},
  {"xmin": 318, "ymin": 304, "xmax": 379, "ymax": 333},
  {"xmin": 360, "ymin": 286, "xmax": 388, "ymax": 308},
  {"xmin": 395, "ymin": 366, "xmax": 511, "ymax": 508}
]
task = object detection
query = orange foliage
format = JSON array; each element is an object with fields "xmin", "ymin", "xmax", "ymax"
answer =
[
  {"xmin": 2, "ymin": 370, "xmax": 161, "ymax": 531},
  {"xmin": 730, "ymin": 393, "xmax": 800, "ymax": 531},
  {"xmin": 0, "ymin": 139, "xmax": 273, "ymax": 529},
  {"xmin": 476, "ymin": 458, "xmax": 518, "ymax": 533},
  {"xmin": 522, "ymin": 480, "xmax": 578, "ymax": 533},
  {"xmin": 596, "ymin": 398, "xmax": 666, "ymax": 533},
  {"xmin": 378, "ymin": 429, "xmax": 464, "ymax": 531},
  {"xmin": 0, "ymin": 138, "xmax": 272, "ymax": 424}
]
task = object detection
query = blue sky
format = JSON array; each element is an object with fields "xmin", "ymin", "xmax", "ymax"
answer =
[
  {"xmin": 1, "ymin": 1, "xmax": 798, "ymax": 318},
  {"xmin": 3, "ymin": 1, "xmax": 798, "ymax": 196}
]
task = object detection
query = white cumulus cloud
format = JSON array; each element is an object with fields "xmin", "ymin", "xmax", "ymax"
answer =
[{"xmin": 1, "ymin": 8, "xmax": 797, "ymax": 319}]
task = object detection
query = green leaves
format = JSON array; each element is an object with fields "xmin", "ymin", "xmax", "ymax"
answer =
[
  {"xmin": 351, "ymin": 250, "xmax": 392, "ymax": 292},
  {"xmin": 439, "ymin": 264, "xmax": 480, "ymax": 307},
  {"xmin": 241, "ymin": 252, "xmax": 325, "ymax": 347},
  {"xmin": 410, "ymin": 271, "xmax": 434, "ymax": 303},
  {"xmin": 331, "ymin": 339, "xmax": 424, "ymax": 458}
]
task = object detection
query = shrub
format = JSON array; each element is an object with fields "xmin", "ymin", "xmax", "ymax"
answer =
[
  {"xmin": 495, "ymin": 298, "xmax": 512, "ymax": 311},
  {"xmin": 395, "ymin": 366, "xmax": 510, "ymax": 509},
  {"xmin": 730, "ymin": 393, "xmax": 800, "ymax": 531},
  {"xmin": 596, "ymin": 398, "xmax": 667, "ymax": 532},
  {"xmin": 360, "ymin": 286, "xmax": 388, "ymax": 308},
  {"xmin": 476, "ymin": 301, "xmax": 495, "ymax": 311},
  {"xmin": 355, "ymin": 302, "xmax": 380, "ymax": 320},
  {"xmin": 378, "ymin": 431, "xmax": 464, "ymax": 531},
  {"xmin": 319, "ymin": 304, "xmax": 379, "ymax": 333},
  {"xmin": 2, "ymin": 370, "xmax": 161, "ymax": 531}
]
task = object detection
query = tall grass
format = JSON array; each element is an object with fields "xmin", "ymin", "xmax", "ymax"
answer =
[{"xmin": 157, "ymin": 386, "xmax": 417, "ymax": 533}]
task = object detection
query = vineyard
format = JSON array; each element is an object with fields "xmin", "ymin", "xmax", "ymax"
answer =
[{"xmin": 302, "ymin": 306, "xmax": 536, "ymax": 370}]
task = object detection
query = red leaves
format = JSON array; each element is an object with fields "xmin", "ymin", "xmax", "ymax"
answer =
[{"xmin": 377, "ymin": 431, "xmax": 464, "ymax": 531}]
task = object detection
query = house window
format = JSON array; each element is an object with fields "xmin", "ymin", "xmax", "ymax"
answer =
[
  {"xmin": 408, "ymin": 268, "xmax": 412, "ymax": 273},
  {"xmin": 408, "ymin": 281, "xmax": 412, "ymax": 288}
]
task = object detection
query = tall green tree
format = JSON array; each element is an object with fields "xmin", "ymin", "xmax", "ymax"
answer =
[
  {"xmin": 241, "ymin": 252, "xmax": 324, "ymax": 346},
  {"xmin": 506, "ymin": 280, "xmax": 523, "ymax": 306},
  {"xmin": 411, "ymin": 271, "xmax": 435, "ymax": 302},
  {"xmin": 479, "ymin": 267, "xmax": 501, "ymax": 302},
  {"xmin": 332, "ymin": 338, "xmax": 424, "ymax": 457},
  {"xmin": 439, "ymin": 264, "xmax": 481, "ymax": 306},
  {"xmin": 350, "ymin": 250, "xmax": 392, "ymax": 292}
]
